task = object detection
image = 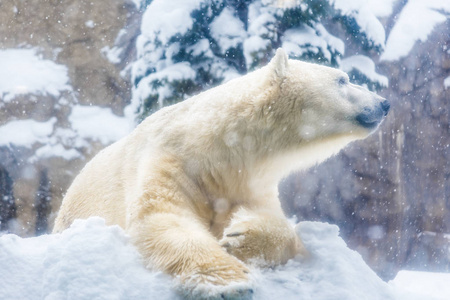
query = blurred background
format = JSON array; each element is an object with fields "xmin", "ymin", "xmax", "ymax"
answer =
[{"xmin": 0, "ymin": 0, "xmax": 448, "ymax": 280}]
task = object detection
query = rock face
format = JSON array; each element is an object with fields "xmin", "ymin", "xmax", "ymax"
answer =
[
  {"xmin": 0, "ymin": 0, "xmax": 137, "ymax": 235},
  {"xmin": 280, "ymin": 21, "xmax": 450, "ymax": 279},
  {"xmin": 0, "ymin": 0, "xmax": 132, "ymax": 108}
]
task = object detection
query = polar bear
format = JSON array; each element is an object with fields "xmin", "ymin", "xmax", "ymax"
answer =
[{"xmin": 53, "ymin": 49, "xmax": 389, "ymax": 298}]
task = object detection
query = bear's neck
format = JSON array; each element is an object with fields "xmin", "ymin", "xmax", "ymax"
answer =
[{"xmin": 201, "ymin": 133, "xmax": 360, "ymax": 206}]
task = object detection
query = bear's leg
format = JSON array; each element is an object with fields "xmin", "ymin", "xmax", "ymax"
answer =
[
  {"xmin": 220, "ymin": 208, "xmax": 307, "ymax": 267},
  {"xmin": 127, "ymin": 212, "xmax": 252, "ymax": 298}
]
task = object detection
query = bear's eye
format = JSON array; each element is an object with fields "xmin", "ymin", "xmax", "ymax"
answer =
[{"xmin": 338, "ymin": 77, "xmax": 348, "ymax": 86}]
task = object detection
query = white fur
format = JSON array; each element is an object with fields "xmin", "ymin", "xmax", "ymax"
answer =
[{"xmin": 53, "ymin": 49, "xmax": 383, "ymax": 296}]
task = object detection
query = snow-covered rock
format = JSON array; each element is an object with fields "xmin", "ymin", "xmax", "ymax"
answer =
[{"xmin": 0, "ymin": 48, "xmax": 71, "ymax": 103}]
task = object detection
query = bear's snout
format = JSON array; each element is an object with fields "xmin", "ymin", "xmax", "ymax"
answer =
[
  {"xmin": 356, "ymin": 99, "xmax": 389, "ymax": 129},
  {"xmin": 381, "ymin": 99, "xmax": 390, "ymax": 116}
]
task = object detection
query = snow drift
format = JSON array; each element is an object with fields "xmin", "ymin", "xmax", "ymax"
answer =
[{"xmin": 0, "ymin": 218, "xmax": 441, "ymax": 299}]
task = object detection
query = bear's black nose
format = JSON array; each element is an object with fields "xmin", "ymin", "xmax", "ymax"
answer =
[
  {"xmin": 356, "ymin": 100, "xmax": 389, "ymax": 129},
  {"xmin": 381, "ymin": 99, "xmax": 390, "ymax": 116}
]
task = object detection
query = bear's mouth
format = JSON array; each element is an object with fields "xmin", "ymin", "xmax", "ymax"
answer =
[{"xmin": 355, "ymin": 115, "xmax": 382, "ymax": 129}]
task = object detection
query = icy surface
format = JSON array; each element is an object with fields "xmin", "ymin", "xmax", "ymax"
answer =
[
  {"xmin": 0, "ymin": 48, "xmax": 71, "ymax": 102},
  {"xmin": 381, "ymin": 0, "xmax": 450, "ymax": 61},
  {"xmin": 0, "ymin": 218, "xmax": 445, "ymax": 299}
]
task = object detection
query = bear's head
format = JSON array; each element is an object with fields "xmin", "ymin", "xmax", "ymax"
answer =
[
  {"xmin": 252, "ymin": 49, "xmax": 390, "ymax": 175},
  {"xmin": 263, "ymin": 48, "xmax": 389, "ymax": 145}
]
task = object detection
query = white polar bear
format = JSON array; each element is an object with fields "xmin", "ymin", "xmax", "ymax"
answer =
[{"xmin": 53, "ymin": 49, "xmax": 389, "ymax": 298}]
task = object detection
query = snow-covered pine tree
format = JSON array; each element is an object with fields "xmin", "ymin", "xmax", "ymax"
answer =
[{"xmin": 129, "ymin": 0, "xmax": 388, "ymax": 122}]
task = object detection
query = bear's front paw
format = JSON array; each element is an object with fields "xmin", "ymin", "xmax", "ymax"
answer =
[
  {"xmin": 220, "ymin": 210, "xmax": 304, "ymax": 267},
  {"xmin": 179, "ymin": 255, "xmax": 253, "ymax": 299},
  {"xmin": 220, "ymin": 221, "xmax": 270, "ymax": 267}
]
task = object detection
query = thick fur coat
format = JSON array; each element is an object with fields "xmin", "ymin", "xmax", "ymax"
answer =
[{"xmin": 54, "ymin": 49, "xmax": 389, "ymax": 298}]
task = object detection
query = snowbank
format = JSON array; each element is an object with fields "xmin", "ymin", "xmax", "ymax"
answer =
[
  {"xmin": 0, "ymin": 218, "xmax": 176, "ymax": 300},
  {"xmin": 0, "ymin": 218, "xmax": 443, "ymax": 299},
  {"xmin": 390, "ymin": 270, "xmax": 450, "ymax": 300}
]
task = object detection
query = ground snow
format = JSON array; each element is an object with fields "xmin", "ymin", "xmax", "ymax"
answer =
[
  {"xmin": 0, "ymin": 218, "xmax": 175, "ymax": 300},
  {"xmin": 390, "ymin": 270, "xmax": 450, "ymax": 300},
  {"xmin": 0, "ymin": 218, "xmax": 443, "ymax": 299}
]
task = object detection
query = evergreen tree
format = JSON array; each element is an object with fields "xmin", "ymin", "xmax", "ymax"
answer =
[
  {"xmin": 35, "ymin": 169, "xmax": 52, "ymax": 235},
  {"xmin": 0, "ymin": 165, "xmax": 16, "ymax": 232},
  {"xmin": 129, "ymin": 0, "xmax": 388, "ymax": 122}
]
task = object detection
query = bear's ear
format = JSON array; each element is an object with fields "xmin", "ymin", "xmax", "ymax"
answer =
[{"xmin": 270, "ymin": 48, "xmax": 289, "ymax": 78}]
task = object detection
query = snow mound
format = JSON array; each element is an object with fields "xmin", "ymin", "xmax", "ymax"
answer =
[
  {"xmin": 390, "ymin": 270, "xmax": 450, "ymax": 300},
  {"xmin": 0, "ymin": 218, "xmax": 442, "ymax": 299},
  {"xmin": 0, "ymin": 218, "xmax": 176, "ymax": 300}
]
